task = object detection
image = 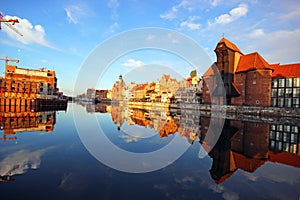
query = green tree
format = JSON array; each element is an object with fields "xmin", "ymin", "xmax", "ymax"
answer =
[{"xmin": 190, "ymin": 70, "xmax": 197, "ymax": 78}]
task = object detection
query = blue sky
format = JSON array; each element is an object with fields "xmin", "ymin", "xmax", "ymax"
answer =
[{"xmin": 1, "ymin": 0, "xmax": 299, "ymax": 95}]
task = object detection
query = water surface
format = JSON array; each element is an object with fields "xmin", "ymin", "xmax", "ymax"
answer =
[{"xmin": 0, "ymin": 103, "xmax": 299, "ymax": 200}]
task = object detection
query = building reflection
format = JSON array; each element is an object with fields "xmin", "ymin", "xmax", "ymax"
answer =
[
  {"xmin": 201, "ymin": 118, "xmax": 300, "ymax": 184},
  {"xmin": 83, "ymin": 103, "xmax": 300, "ymax": 184},
  {"xmin": 0, "ymin": 105, "xmax": 65, "ymax": 142}
]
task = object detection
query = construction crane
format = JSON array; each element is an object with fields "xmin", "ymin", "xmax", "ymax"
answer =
[
  {"xmin": 0, "ymin": 13, "xmax": 23, "ymax": 36},
  {"xmin": 0, "ymin": 56, "xmax": 19, "ymax": 65},
  {"xmin": 0, "ymin": 56, "xmax": 19, "ymax": 76}
]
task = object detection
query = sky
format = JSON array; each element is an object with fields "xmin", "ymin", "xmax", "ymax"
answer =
[{"xmin": 1, "ymin": 0, "xmax": 299, "ymax": 95}]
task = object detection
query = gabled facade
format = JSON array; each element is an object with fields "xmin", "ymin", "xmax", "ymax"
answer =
[{"xmin": 203, "ymin": 37, "xmax": 300, "ymax": 108}]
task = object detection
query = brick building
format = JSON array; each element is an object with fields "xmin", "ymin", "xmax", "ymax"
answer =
[
  {"xmin": 0, "ymin": 64, "xmax": 63, "ymax": 106},
  {"xmin": 202, "ymin": 38, "xmax": 300, "ymax": 107}
]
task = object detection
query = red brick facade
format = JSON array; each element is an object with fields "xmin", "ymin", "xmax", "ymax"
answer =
[{"xmin": 202, "ymin": 38, "xmax": 299, "ymax": 107}]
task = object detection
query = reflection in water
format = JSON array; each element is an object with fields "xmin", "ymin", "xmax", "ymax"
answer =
[
  {"xmin": 0, "ymin": 148, "xmax": 53, "ymax": 182},
  {"xmin": 87, "ymin": 103, "xmax": 300, "ymax": 184},
  {"xmin": 0, "ymin": 106, "xmax": 64, "ymax": 142},
  {"xmin": 0, "ymin": 105, "xmax": 66, "ymax": 182}
]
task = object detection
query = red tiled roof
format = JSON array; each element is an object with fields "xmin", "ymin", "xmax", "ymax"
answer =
[
  {"xmin": 236, "ymin": 52, "xmax": 273, "ymax": 73},
  {"xmin": 216, "ymin": 38, "xmax": 243, "ymax": 55},
  {"xmin": 203, "ymin": 66, "xmax": 215, "ymax": 77},
  {"xmin": 272, "ymin": 63, "xmax": 300, "ymax": 78}
]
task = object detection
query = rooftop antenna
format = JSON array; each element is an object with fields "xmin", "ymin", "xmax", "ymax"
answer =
[{"xmin": 222, "ymin": 32, "xmax": 225, "ymax": 38}]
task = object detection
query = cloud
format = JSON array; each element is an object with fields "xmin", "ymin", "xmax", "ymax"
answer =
[
  {"xmin": 109, "ymin": 22, "xmax": 119, "ymax": 33},
  {"xmin": 2, "ymin": 15, "xmax": 56, "ymax": 49},
  {"xmin": 180, "ymin": 16, "xmax": 201, "ymax": 30},
  {"xmin": 246, "ymin": 29, "xmax": 300, "ymax": 63},
  {"xmin": 209, "ymin": 184, "xmax": 239, "ymax": 200},
  {"xmin": 210, "ymin": 4, "xmax": 248, "ymax": 25},
  {"xmin": 160, "ymin": 0, "xmax": 189, "ymax": 20},
  {"xmin": 107, "ymin": 0, "xmax": 120, "ymax": 21},
  {"xmin": 249, "ymin": 28, "xmax": 265, "ymax": 37},
  {"xmin": 146, "ymin": 34, "xmax": 156, "ymax": 41},
  {"xmin": 119, "ymin": 134, "xmax": 139, "ymax": 143},
  {"xmin": 280, "ymin": 4, "xmax": 300, "ymax": 20},
  {"xmin": 122, "ymin": 59, "xmax": 144, "ymax": 67},
  {"xmin": 64, "ymin": 4, "xmax": 86, "ymax": 24},
  {"xmin": 0, "ymin": 148, "xmax": 52, "ymax": 177},
  {"xmin": 210, "ymin": 0, "xmax": 222, "ymax": 7}
]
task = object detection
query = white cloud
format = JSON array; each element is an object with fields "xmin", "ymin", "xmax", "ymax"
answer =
[
  {"xmin": 0, "ymin": 148, "xmax": 52, "ymax": 177},
  {"xmin": 209, "ymin": 184, "xmax": 239, "ymax": 200},
  {"xmin": 180, "ymin": 16, "xmax": 201, "ymax": 30},
  {"xmin": 107, "ymin": 0, "xmax": 120, "ymax": 21},
  {"xmin": 2, "ymin": 15, "xmax": 56, "ymax": 49},
  {"xmin": 211, "ymin": 0, "xmax": 222, "ymax": 7},
  {"xmin": 65, "ymin": 5, "xmax": 84, "ymax": 24},
  {"xmin": 246, "ymin": 29, "xmax": 300, "ymax": 63},
  {"xmin": 146, "ymin": 34, "xmax": 156, "ymax": 41},
  {"xmin": 210, "ymin": 4, "xmax": 248, "ymax": 25},
  {"xmin": 279, "ymin": 4, "xmax": 300, "ymax": 20},
  {"xmin": 109, "ymin": 22, "xmax": 119, "ymax": 33},
  {"xmin": 160, "ymin": 0, "xmax": 189, "ymax": 20},
  {"xmin": 122, "ymin": 59, "xmax": 144, "ymax": 67},
  {"xmin": 119, "ymin": 134, "xmax": 139, "ymax": 143},
  {"xmin": 249, "ymin": 28, "xmax": 265, "ymax": 37}
]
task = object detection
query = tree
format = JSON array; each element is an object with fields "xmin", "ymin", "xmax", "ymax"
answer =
[{"xmin": 190, "ymin": 70, "xmax": 197, "ymax": 78}]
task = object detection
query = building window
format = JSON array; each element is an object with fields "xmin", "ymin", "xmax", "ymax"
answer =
[
  {"xmin": 294, "ymin": 77, "xmax": 300, "ymax": 87},
  {"xmin": 272, "ymin": 79, "xmax": 278, "ymax": 87},
  {"xmin": 253, "ymin": 80, "xmax": 256, "ymax": 84},
  {"xmin": 293, "ymin": 98, "xmax": 299, "ymax": 107},
  {"xmin": 256, "ymin": 100, "xmax": 260, "ymax": 104},
  {"xmin": 286, "ymin": 98, "xmax": 292, "ymax": 107},
  {"xmin": 272, "ymin": 98, "xmax": 277, "ymax": 107},
  {"xmin": 279, "ymin": 79, "xmax": 285, "ymax": 87},
  {"xmin": 285, "ymin": 88, "xmax": 292, "ymax": 97},
  {"xmin": 286, "ymin": 78, "xmax": 293, "ymax": 87},
  {"xmin": 278, "ymin": 88, "xmax": 284, "ymax": 97},
  {"xmin": 278, "ymin": 98, "xmax": 284, "ymax": 107},
  {"xmin": 293, "ymin": 88, "xmax": 300, "ymax": 97},
  {"xmin": 272, "ymin": 89, "xmax": 277, "ymax": 97}
]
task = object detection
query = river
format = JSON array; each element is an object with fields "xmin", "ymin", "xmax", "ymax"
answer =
[{"xmin": 0, "ymin": 103, "xmax": 299, "ymax": 200}]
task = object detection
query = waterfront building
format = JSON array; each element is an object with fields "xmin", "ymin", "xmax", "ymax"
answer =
[
  {"xmin": 1, "ymin": 65, "xmax": 59, "ymax": 99},
  {"xmin": 202, "ymin": 38, "xmax": 300, "ymax": 108},
  {"xmin": 86, "ymin": 88, "xmax": 96, "ymax": 100},
  {"xmin": 175, "ymin": 72, "xmax": 202, "ymax": 103},
  {"xmin": 131, "ymin": 83, "xmax": 148, "ymax": 101},
  {"xmin": 112, "ymin": 75, "xmax": 126, "ymax": 101},
  {"xmin": 159, "ymin": 74, "xmax": 179, "ymax": 95}
]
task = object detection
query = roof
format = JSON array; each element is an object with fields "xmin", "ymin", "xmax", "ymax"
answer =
[
  {"xmin": 132, "ymin": 83, "xmax": 148, "ymax": 91},
  {"xmin": 216, "ymin": 38, "xmax": 243, "ymax": 55},
  {"xmin": 272, "ymin": 63, "xmax": 300, "ymax": 78},
  {"xmin": 236, "ymin": 52, "xmax": 273, "ymax": 73},
  {"xmin": 203, "ymin": 65, "xmax": 217, "ymax": 77}
]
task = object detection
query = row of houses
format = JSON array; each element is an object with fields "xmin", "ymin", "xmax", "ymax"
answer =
[
  {"xmin": 86, "ymin": 37, "xmax": 300, "ymax": 108},
  {"xmin": 111, "ymin": 73, "xmax": 202, "ymax": 103}
]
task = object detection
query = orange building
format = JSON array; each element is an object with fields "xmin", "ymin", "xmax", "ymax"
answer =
[{"xmin": 5, "ymin": 65, "xmax": 57, "ymax": 96}]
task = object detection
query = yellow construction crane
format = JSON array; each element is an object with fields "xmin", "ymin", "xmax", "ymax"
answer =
[{"xmin": 0, "ymin": 13, "xmax": 23, "ymax": 36}]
